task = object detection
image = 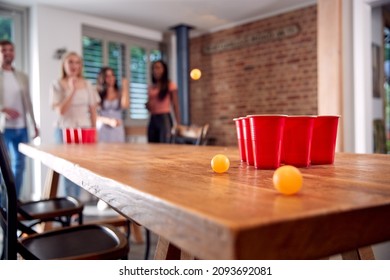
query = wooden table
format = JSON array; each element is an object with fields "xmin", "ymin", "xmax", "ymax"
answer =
[{"xmin": 19, "ymin": 143, "xmax": 390, "ymax": 259}]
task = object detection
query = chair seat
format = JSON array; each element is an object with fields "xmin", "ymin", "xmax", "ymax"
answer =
[
  {"xmin": 0, "ymin": 135, "xmax": 129, "ymax": 260},
  {"xmin": 19, "ymin": 224, "xmax": 129, "ymax": 260},
  {"xmin": 18, "ymin": 196, "xmax": 83, "ymax": 221}
]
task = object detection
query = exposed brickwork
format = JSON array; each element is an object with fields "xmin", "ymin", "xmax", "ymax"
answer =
[{"xmin": 190, "ymin": 5, "xmax": 317, "ymax": 146}]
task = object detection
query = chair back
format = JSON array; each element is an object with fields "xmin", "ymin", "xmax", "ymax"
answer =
[
  {"xmin": 0, "ymin": 134, "xmax": 18, "ymax": 259},
  {"xmin": 171, "ymin": 123, "xmax": 209, "ymax": 146},
  {"xmin": 201, "ymin": 124, "xmax": 210, "ymax": 145}
]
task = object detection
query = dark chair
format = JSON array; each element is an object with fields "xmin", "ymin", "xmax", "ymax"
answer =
[
  {"xmin": 0, "ymin": 135, "xmax": 129, "ymax": 260},
  {"xmin": 61, "ymin": 128, "xmax": 150, "ymax": 259},
  {"xmin": 86, "ymin": 215, "xmax": 151, "ymax": 260},
  {"xmin": 171, "ymin": 123, "xmax": 210, "ymax": 146},
  {"xmin": 17, "ymin": 195, "xmax": 84, "ymax": 231}
]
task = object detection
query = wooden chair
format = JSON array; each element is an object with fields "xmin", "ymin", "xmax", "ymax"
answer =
[
  {"xmin": 14, "ymin": 144, "xmax": 84, "ymax": 231},
  {"xmin": 170, "ymin": 123, "xmax": 209, "ymax": 146},
  {"xmin": 17, "ymin": 196, "xmax": 84, "ymax": 232},
  {"xmin": 0, "ymin": 135, "xmax": 129, "ymax": 260},
  {"xmin": 86, "ymin": 215, "xmax": 151, "ymax": 260}
]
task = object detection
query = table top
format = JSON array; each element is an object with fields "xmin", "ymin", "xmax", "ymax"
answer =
[{"xmin": 19, "ymin": 143, "xmax": 390, "ymax": 259}]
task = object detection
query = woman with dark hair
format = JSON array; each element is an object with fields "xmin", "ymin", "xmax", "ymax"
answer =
[
  {"xmin": 96, "ymin": 67, "xmax": 129, "ymax": 143},
  {"xmin": 95, "ymin": 66, "xmax": 130, "ymax": 210},
  {"xmin": 146, "ymin": 60, "xmax": 180, "ymax": 143}
]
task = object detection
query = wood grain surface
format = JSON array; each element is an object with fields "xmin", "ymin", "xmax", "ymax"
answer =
[{"xmin": 19, "ymin": 143, "xmax": 390, "ymax": 259}]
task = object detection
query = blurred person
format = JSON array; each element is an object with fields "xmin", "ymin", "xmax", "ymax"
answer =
[
  {"xmin": 50, "ymin": 51, "xmax": 100, "ymax": 198},
  {"xmin": 96, "ymin": 66, "xmax": 129, "ymax": 143},
  {"xmin": 146, "ymin": 60, "xmax": 180, "ymax": 143},
  {"xmin": 0, "ymin": 40, "xmax": 39, "ymax": 198},
  {"xmin": 96, "ymin": 66, "xmax": 129, "ymax": 210}
]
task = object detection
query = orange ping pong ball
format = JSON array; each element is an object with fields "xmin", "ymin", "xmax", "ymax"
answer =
[
  {"xmin": 273, "ymin": 165, "xmax": 303, "ymax": 195},
  {"xmin": 190, "ymin": 68, "xmax": 202, "ymax": 80},
  {"xmin": 211, "ymin": 154, "xmax": 230, "ymax": 173}
]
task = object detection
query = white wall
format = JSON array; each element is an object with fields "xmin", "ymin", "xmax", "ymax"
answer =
[
  {"xmin": 31, "ymin": 4, "xmax": 162, "ymax": 146},
  {"xmin": 29, "ymin": 4, "xmax": 163, "ymax": 196},
  {"xmin": 342, "ymin": 0, "xmax": 355, "ymax": 152},
  {"xmin": 352, "ymin": 0, "xmax": 390, "ymax": 261},
  {"xmin": 333, "ymin": 0, "xmax": 379, "ymax": 154},
  {"xmin": 353, "ymin": 0, "xmax": 374, "ymax": 153}
]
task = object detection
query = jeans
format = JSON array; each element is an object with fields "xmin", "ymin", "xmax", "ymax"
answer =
[
  {"xmin": 3, "ymin": 128, "xmax": 28, "ymax": 198},
  {"xmin": 55, "ymin": 128, "xmax": 81, "ymax": 198},
  {"xmin": 147, "ymin": 113, "xmax": 173, "ymax": 143}
]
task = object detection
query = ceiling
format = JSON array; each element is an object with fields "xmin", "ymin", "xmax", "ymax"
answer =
[{"xmin": 5, "ymin": 0, "xmax": 316, "ymax": 34}]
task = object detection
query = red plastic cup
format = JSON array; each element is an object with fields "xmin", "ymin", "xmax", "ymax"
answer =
[
  {"xmin": 62, "ymin": 128, "xmax": 72, "ymax": 144},
  {"xmin": 62, "ymin": 128, "xmax": 81, "ymax": 144},
  {"xmin": 81, "ymin": 128, "xmax": 97, "ymax": 143},
  {"xmin": 310, "ymin": 115, "xmax": 340, "ymax": 164},
  {"xmin": 72, "ymin": 128, "xmax": 81, "ymax": 143},
  {"xmin": 242, "ymin": 117, "xmax": 254, "ymax": 166},
  {"xmin": 282, "ymin": 116, "xmax": 316, "ymax": 167},
  {"xmin": 248, "ymin": 115, "xmax": 287, "ymax": 169},
  {"xmin": 233, "ymin": 118, "xmax": 246, "ymax": 162}
]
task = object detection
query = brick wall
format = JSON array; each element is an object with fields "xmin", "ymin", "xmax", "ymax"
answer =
[{"xmin": 189, "ymin": 5, "xmax": 317, "ymax": 146}]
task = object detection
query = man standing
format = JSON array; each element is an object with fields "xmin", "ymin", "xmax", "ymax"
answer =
[{"xmin": 0, "ymin": 40, "xmax": 38, "ymax": 198}]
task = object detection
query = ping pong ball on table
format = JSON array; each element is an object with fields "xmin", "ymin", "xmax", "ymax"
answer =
[
  {"xmin": 273, "ymin": 165, "xmax": 303, "ymax": 195},
  {"xmin": 211, "ymin": 154, "xmax": 230, "ymax": 173}
]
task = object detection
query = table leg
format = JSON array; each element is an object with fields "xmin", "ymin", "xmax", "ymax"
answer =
[
  {"xmin": 131, "ymin": 223, "xmax": 144, "ymax": 244},
  {"xmin": 154, "ymin": 237, "xmax": 181, "ymax": 260},
  {"xmin": 180, "ymin": 250, "xmax": 195, "ymax": 260},
  {"xmin": 341, "ymin": 247, "xmax": 375, "ymax": 260},
  {"xmin": 358, "ymin": 246, "xmax": 375, "ymax": 260},
  {"xmin": 341, "ymin": 250, "xmax": 359, "ymax": 260},
  {"xmin": 41, "ymin": 169, "xmax": 59, "ymax": 231},
  {"xmin": 154, "ymin": 237, "xmax": 194, "ymax": 260},
  {"xmin": 43, "ymin": 169, "xmax": 60, "ymax": 199}
]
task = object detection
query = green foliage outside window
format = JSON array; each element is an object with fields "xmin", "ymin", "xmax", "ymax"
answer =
[
  {"xmin": 0, "ymin": 17, "xmax": 12, "ymax": 40},
  {"xmin": 82, "ymin": 36, "xmax": 103, "ymax": 83}
]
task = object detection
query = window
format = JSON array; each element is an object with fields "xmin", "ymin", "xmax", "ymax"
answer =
[
  {"xmin": 130, "ymin": 47, "xmax": 147, "ymax": 119},
  {"xmin": 82, "ymin": 26, "xmax": 162, "ymax": 123},
  {"xmin": 82, "ymin": 36, "xmax": 103, "ymax": 82},
  {"xmin": 129, "ymin": 47, "xmax": 162, "ymax": 119},
  {"xmin": 108, "ymin": 41, "xmax": 126, "ymax": 83},
  {"xmin": 0, "ymin": 3, "xmax": 28, "ymax": 71},
  {"xmin": 0, "ymin": 16, "xmax": 12, "ymax": 40}
]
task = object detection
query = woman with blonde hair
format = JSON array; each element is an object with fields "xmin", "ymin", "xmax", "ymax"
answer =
[
  {"xmin": 50, "ymin": 51, "xmax": 100, "ymax": 198},
  {"xmin": 51, "ymin": 52, "xmax": 100, "ymax": 139}
]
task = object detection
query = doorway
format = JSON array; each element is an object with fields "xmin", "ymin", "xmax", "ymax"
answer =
[{"xmin": 381, "ymin": 7, "xmax": 390, "ymax": 154}]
